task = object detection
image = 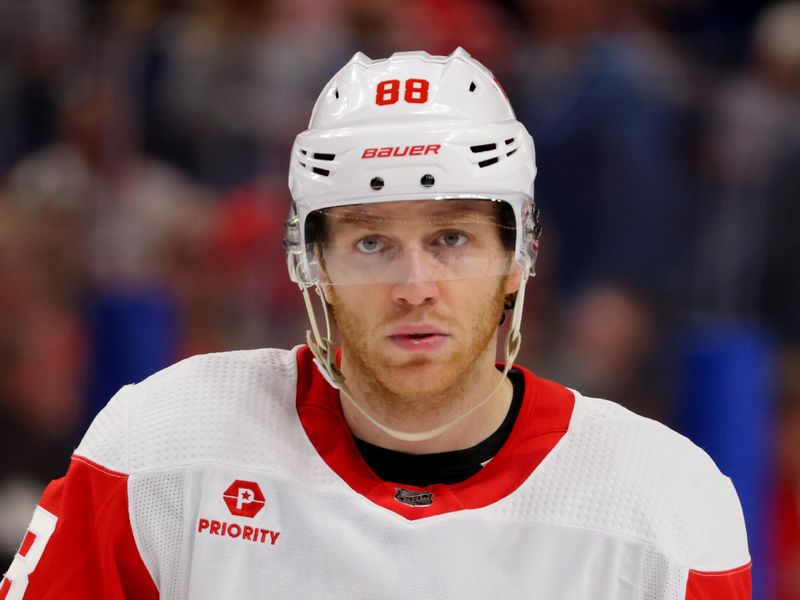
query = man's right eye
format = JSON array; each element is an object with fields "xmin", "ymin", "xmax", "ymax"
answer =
[{"xmin": 355, "ymin": 236, "xmax": 386, "ymax": 254}]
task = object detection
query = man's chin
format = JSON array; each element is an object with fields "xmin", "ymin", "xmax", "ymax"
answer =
[
  {"xmin": 379, "ymin": 348, "xmax": 448, "ymax": 372},
  {"xmin": 373, "ymin": 354, "xmax": 461, "ymax": 396}
]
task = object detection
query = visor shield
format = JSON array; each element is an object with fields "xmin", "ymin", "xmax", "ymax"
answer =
[{"xmin": 304, "ymin": 199, "xmax": 520, "ymax": 286}]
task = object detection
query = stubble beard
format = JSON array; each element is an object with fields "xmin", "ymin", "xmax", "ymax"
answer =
[{"xmin": 328, "ymin": 281, "xmax": 508, "ymax": 423}]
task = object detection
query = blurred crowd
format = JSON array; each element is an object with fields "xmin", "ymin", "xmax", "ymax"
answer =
[{"xmin": 0, "ymin": 0, "xmax": 799, "ymax": 597}]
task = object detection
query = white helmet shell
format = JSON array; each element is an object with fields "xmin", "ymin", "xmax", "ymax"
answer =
[{"xmin": 286, "ymin": 47, "xmax": 539, "ymax": 287}]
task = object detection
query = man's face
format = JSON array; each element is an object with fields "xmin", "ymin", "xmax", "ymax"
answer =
[{"xmin": 319, "ymin": 200, "xmax": 521, "ymax": 411}]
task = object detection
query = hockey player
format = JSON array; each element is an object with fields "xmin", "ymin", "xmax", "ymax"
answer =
[{"xmin": 3, "ymin": 49, "xmax": 750, "ymax": 599}]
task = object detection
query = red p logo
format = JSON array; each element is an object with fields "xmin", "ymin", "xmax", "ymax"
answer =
[{"xmin": 223, "ymin": 480, "xmax": 266, "ymax": 518}]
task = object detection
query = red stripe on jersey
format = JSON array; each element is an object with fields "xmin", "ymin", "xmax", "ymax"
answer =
[
  {"xmin": 21, "ymin": 455, "xmax": 158, "ymax": 599},
  {"xmin": 0, "ymin": 577, "xmax": 11, "ymax": 600},
  {"xmin": 685, "ymin": 562, "xmax": 752, "ymax": 599},
  {"xmin": 295, "ymin": 345, "xmax": 575, "ymax": 520},
  {"xmin": 18, "ymin": 530, "xmax": 36, "ymax": 557}
]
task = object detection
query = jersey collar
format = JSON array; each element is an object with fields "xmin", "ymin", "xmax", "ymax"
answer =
[{"xmin": 295, "ymin": 345, "xmax": 575, "ymax": 520}]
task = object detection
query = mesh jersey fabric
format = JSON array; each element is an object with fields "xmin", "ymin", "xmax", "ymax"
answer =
[{"xmin": 24, "ymin": 346, "xmax": 749, "ymax": 599}]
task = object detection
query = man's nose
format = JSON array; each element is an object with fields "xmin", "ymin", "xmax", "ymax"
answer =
[{"xmin": 390, "ymin": 248, "xmax": 440, "ymax": 307}]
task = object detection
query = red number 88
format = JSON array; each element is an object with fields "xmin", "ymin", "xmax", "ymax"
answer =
[{"xmin": 375, "ymin": 79, "xmax": 429, "ymax": 105}]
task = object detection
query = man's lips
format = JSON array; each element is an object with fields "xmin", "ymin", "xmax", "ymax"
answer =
[
  {"xmin": 386, "ymin": 325, "xmax": 450, "ymax": 352},
  {"xmin": 387, "ymin": 324, "xmax": 448, "ymax": 336}
]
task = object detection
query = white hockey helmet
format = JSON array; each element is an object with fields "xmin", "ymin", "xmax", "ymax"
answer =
[
  {"xmin": 285, "ymin": 48, "xmax": 540, "ymax": 441},
  {"xmin": 285, "ymin": 47, "xmax": 540, "ymax": 288}
]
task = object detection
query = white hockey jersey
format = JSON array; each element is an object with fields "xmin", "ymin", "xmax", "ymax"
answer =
[{"xmin": 3, "ymin": 346, "xmax": 751, "ymax": 599}]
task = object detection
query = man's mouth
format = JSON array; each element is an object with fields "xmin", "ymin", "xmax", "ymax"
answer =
[
  {"xmin": 387, "ymin": 327, "xmax": 450, "ymax": 352},
  {"xmin": 388, "ymin": 324, "xmax": 448, "ymax": 337}
]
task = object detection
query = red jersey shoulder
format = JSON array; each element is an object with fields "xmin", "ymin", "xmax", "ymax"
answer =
[{"xmin": 2, "ymin": 456, "xmax": 157, "ymax": 599}]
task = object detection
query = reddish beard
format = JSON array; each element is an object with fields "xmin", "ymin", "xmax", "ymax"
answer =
[{"xmin": 326, "ymin": 279, "xmax": 507, "ymax": 420}]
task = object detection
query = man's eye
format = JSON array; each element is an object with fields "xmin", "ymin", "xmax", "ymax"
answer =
[
  {"xmin": 436, "ymin": 232, "xmax": 468, "ymax": 248},
  {"xmin": 355, "ymin": 237, "xmax": 385, "ymax": 253}
]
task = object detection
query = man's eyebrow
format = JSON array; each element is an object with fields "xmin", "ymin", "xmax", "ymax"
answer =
[
  {"xmin": 328, "ymin": 213, "xmax": 392, "ymax": 229},
  {"xmin": 328, "ymin": 208, "xmax": 494, "ymax": 228}
]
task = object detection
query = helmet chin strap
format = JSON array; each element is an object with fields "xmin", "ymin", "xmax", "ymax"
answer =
[{"xmin": 300, "ymin": 271, "xmax": 530, "ymax": 443}]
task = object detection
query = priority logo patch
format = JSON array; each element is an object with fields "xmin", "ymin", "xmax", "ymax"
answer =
[
  {"xmin": 223, "ymin": 480, "xmax": 266, "ymax": 518},
  {"xmin": 196, "ymin": 479, "xmax": 281, "ymax": 546}
]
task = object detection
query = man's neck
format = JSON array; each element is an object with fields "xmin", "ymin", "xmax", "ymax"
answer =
[{"xmin": 338, "ymin": 347, "xmax": 514, "ymax": 455}]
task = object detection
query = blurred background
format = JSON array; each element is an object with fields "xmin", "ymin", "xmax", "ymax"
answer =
[{"xmin": 0, "ymin": 0, "xmax": 798, "ymax": 597}]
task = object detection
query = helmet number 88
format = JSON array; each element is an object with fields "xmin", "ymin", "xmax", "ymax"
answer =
[{"xmin": 375, "ymin": 79, "xmax": 429, "ymax": 105}]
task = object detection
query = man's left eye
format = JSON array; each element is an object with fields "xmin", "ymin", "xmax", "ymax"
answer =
[{"xmin": 436, "ymin": 232, "xmax": 468, "ymax": 248}]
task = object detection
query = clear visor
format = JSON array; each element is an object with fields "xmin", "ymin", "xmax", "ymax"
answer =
[{"xmin": 304, "ymin": 199, "xmax": 520, "ymax": 286}]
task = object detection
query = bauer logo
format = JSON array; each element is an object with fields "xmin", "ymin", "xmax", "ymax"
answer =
[
  {"xmin": 223, "ymin": 480, "xmax": 266, "ymax": 518},
  {"xmin": 361, "ymin": 144, "xmax": 441, "ymax": 159},
  {"xmin": 394, "ymin": 488, "xmax": 434, "ymax": 507}
]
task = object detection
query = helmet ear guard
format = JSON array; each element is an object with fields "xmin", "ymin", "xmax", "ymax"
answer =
[
  {"xmin": 284, "ymin": 205, "xmax": 320, "ymax": 287},
  {"xmin": 285, "ymin": 48, "xmax": 541, "ymax": 442}
]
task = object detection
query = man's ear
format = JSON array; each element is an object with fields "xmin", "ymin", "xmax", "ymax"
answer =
[
  {"xmin": 315, "ymin": 247, "xmax": 334, "ymax": 304},
  {"xmin": 503, "ymin": 269, "xmax": 523, "ymax": 295},
  {"xmin": 318, "ymin": 279, "xmax": 334, "ymax": 304},
  {"xmin": 319, "ymin": 282, "xmax": 333, "ymax": 304}
]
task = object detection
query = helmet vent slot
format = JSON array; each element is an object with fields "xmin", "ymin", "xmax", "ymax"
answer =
[
  {"xmin": 470, "ymin": 143, "xmax": 496, "ymax": 153},
  {"xmin": 313, "ymin": 152, "xmax": 335, "ymax": 161},
  {"xmin": 506, "ymin": 149, "xmax": 517, "ymax": 157},
  {"xmin": 300, "ymin": 149, "xmax": 307, "ymax": 155},
  {"xmin": 469, "ymin": 81, "xmax": 477, "ymax": 92},
  {"xmin": 312, "ymin": 167, "xmax": 330, "ymax": 176},
  {"xmin": 478, "ymin": 157, "xmax": 499, "ymax": 168},
  {"xmin": 334, "ymin": 88, "xmax": 339, "ymax": 99},
  {"xmin": 505, "ymin": 138, "xmax": 515, "ymax": 145}
]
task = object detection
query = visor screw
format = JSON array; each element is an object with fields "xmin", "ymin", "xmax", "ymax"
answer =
[
  {"xmin": 420, "ymin": 174, "xmax": 435, "ymax": 187},
  {"xmin": 370, "ymin": 176, "xmax": 384, "ymax": 190}
]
